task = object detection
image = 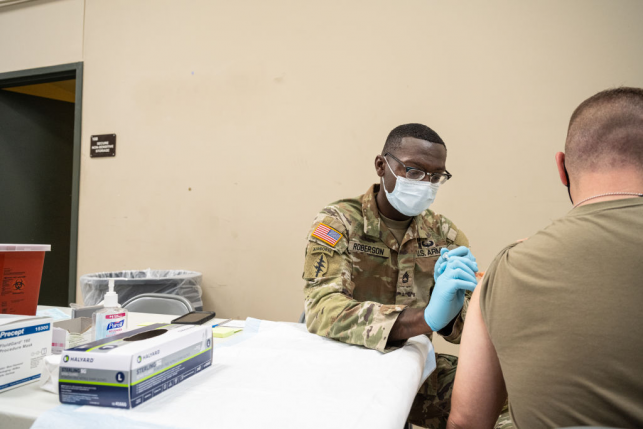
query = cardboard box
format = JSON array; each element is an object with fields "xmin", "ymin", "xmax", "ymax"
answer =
[
  {"xmin": 52, "ymin": 318, "xmax": 93, "ymax": 355},
  {"xmin": 59, "ymin": 323, "xmax": 212, "ymax": 408},
  {"xmin": 0, "ymin": 315, "xmax": 52, "ymax": 393}
]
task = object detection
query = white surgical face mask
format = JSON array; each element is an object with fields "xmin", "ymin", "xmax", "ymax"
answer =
[{"xmin": 383, "ymin": 158, "xmax": 440, "ymax": 217}]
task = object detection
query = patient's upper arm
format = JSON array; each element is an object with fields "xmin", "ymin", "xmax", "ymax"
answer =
[{"xmin": 448, "ymin": 287, "xmax": 507, "ymax": 429}]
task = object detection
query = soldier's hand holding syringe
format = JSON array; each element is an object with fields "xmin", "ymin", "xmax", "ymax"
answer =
[{"xmin": 424, "ymin": 247, "xmax": 479, "ymax": 331}]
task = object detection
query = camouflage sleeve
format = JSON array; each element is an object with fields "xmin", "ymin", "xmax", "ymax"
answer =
[
  {"xmin": 303, "ymin": 209, "xmax": 406, "ymax": 353},
  {"xmin": 436, "ymin": 217, "xmax": 470, "ymax": 344}
]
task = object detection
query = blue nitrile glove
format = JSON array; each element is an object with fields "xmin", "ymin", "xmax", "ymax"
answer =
[
  {"xmin": 434, "ymin": 246, "xmax": 478, "ymax": 282},
  {"xmin": 425, "ymin": 257, "xmax": 478, "ymax": 331}
]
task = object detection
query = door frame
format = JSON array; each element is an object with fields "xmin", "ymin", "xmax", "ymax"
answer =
[{"xmin": 0, "ymin": 62, "xmax": 83, "ymax": 303}]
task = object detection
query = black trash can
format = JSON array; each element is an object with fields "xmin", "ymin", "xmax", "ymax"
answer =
[{"xmin": 80, "ymin": 269, "xmax": 203, "ymax": 311}]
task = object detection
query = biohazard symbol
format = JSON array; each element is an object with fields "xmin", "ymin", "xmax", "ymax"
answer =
[
  {"xmin": 13, "ymin": 279, "xmax": 25, "ymax": 291},
  {"xmin": 402, "ymin": 272, "xmax": 410, "ymax": 284},
  {"xmin": 313, "ymin": 254, "xmax": 328, "ymax": 277}
]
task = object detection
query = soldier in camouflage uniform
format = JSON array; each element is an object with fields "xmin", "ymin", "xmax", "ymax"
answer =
[{"xmin": 303, "ymin": 124, "xmax": 507, "ymax": 428}]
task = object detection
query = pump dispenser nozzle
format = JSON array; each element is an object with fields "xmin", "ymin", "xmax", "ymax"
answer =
[{"xmin": 103, "ymin": 277, "xmax": 127, "ymax": 308}]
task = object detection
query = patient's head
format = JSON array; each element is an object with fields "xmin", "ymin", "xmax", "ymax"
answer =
[{"xmin": 565, "ymin": 87, "xmax": 643, "ymax": 177}]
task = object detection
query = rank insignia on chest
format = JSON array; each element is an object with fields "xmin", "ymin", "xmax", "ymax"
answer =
[
  {"xmin": 312, "ymin": 223, "xmax": 343, "ymax": 247},
  {"xmin": 402, "ymin": 272, "xmax": 410, "ymax": 283}
]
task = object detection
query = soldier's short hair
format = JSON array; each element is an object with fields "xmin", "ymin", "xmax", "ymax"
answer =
[
  {"xmin": 566, "ymin": 87, "xmax": 643, "ymax": 174},
  {"xmin": 383, "ymin": 123, "xmax": 445, "ymax": 155}
]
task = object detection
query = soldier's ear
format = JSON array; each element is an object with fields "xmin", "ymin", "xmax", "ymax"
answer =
[{"xmin": 375, "ymin": 155, "xmax": 386, "ymax": 177}]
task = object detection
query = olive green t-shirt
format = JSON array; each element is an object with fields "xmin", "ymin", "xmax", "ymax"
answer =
[
  {"xmin": 480, "ymin": 197, "xmax": 643, "ymax": 429},
  {"xmin": 380, "ymin": 213, "xmax": 413, "ymax": 245}
]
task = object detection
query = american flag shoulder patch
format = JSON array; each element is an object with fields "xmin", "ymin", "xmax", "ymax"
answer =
[{"xmin": 311, "ymin": 223, "xmax": 343, "ymax": 247}]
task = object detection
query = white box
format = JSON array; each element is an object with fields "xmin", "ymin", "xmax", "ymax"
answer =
[
  {"xmin": 0, "ymin": 315, "xmax": 52, "ymax": 393},
  {"xmin": 59, "ymin": 323, "xmax": 213, "ymax": 408},
  {"xmin": 52, "ymin": 317, "xmax": 93, "ymax": 355}
]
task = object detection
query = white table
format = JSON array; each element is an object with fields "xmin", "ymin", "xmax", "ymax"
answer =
[
  {"xmin": 0, "ymin": 307, "xmax": 434, "ymax": 429},
  {"xmin": 0, "ymin": 307, "xmax": 234, "ymax": 429}
]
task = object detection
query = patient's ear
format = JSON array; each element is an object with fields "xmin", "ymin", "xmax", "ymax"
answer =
[{"xmin": 555, "ymin": 152, "xmax": 568, "ymax": 186}]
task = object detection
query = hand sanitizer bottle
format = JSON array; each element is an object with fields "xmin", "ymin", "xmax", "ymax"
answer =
[{"xmin": 93, "ymin": 278, "xmax": 129, "ymax": 340}]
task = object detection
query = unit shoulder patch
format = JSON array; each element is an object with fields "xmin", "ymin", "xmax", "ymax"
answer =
[
  {"xmin": 310, "ymin": 253, "xmax": 329, "ymax": 277},
  {"xmin": 303, "ymin": 243, "xmax": 344, "ymax": 279}
]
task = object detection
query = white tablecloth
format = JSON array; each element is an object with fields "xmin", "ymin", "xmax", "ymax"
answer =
[{"xmin": 31, "ymin": 318, "xmax": 435, "ymax": 429}]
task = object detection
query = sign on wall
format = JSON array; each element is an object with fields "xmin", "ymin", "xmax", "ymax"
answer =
[{"xmin": 90, "ymin": 134, "xmax": 116, "ymax": 157}]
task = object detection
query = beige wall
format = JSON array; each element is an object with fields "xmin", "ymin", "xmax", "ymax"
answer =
[
  {"xmin": 3, "ymin": 1, "xmax": 643, "ymax": 353},
  {"xmin": 0, "ymin": 0, "xmax": 84, "ymax": 73}
]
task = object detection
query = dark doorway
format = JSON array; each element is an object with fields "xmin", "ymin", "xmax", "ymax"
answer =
[{"xmin": 0, "ymin": 63, "xmax": 83, "ymax": 306}]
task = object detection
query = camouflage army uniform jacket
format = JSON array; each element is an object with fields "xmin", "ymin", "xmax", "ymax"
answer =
[{"xmin": 303, "ymin": 184, "xmax": 470, "ymax": 353}]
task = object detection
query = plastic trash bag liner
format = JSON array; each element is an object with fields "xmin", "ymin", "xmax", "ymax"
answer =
[{"xmin": 80, "ymin": 269, "xmax": 203, "ymax": 310}]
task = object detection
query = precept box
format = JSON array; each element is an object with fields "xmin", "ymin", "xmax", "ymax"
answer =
[
  {"xmin": 0, "ymin": 315, "xmax": 52, "ymax": 393},
  {"xmin": 59, "ymin": 323, "xmax": 213, "ymax": 409}
]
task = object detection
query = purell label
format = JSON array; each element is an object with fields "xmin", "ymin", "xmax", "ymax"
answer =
[
  {"xmin": 106, "ymin": 320, "xmax": 125, "ymax": 331},
  {"xmin": 96, "ymin": 312, "xmax": 127, "ymax": 340},
  {"xmin": 105, "ymin": 315, "xmax": 125, "ymax": 337}
]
